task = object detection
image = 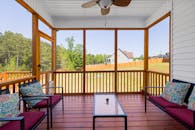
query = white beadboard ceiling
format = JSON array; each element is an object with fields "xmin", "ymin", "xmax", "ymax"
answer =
[{"xmin": 23, "ymin": 0, "xmax": 171, "ymax": 28}]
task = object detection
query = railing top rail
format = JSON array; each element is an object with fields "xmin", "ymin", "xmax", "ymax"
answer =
[
  {"xmin": 0, "ymin": 71, "xmax": 32, "ymax": 74},
  {"xmin": 40, "ymin": 71, "xmax": 53, "ymax": 74},
  {"xmin": 117, "ymin": 70, "xmax": 144, "ymax": 72},
  {"xmin": 0, "ymin": 76, "xmax": 36, "ymax": 87},
  {"xmin": 54, "ymin": 70, "xmax": 145, "ymax": 73},
  {"xmin": 147, "ymin": 70, "xmax": 169, "ymax": 76}
]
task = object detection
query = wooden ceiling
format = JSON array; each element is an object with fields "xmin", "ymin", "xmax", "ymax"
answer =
[{"xmin": 22, "ymin": 0, "xmax": 170, "ymax": 28}]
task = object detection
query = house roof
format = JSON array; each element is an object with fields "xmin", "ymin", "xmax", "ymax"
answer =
[{"xmin": 123, "ymin": 50, "xmax": 134, "ymax": 59}]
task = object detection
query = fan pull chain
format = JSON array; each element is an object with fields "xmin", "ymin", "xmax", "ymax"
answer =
[{"xmin": 105, "ymin": 15, "xmax": 107, "ymax": 28}]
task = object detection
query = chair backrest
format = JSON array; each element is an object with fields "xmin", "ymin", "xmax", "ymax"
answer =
[{"xmin": 172, "ymin": 79, "xmax": 195, "ymax": 104}]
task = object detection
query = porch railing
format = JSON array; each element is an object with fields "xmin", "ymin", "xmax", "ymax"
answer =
[
  {"xmin": 54, "ymin": 70, "xmax": 145, "ymax": 94},
  {"xmin": 0, "ymin": 71, "xmax": 32, "ymax": 83},
  {"xmin": 0, "ymin": 76, "xmax": 36, "ymax": 93},
  {"xmin": 0, "ymin": 70, "xmax": 170, "ymax": 95},
  {"xmin": 147, "ymin": 71, "xmax": 170, "ymax": 95}
]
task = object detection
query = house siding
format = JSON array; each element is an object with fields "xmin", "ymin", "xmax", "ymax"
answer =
[
  {"xmin": 146, "ymin": 0, "xmax": 195, "ymax": 83},
  {"xmin": 118, "ymin": 50, "xmax": 133, "ymax": 63},
  {"xmin": 172, "ymin": 0, "xmax": 195, "ymax": 83},
  {"xmin": 107, "ymin": 50, "xmax": 133, "ymax": 64}
]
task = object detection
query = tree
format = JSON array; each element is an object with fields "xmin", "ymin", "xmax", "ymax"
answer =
[
  {"xmin": 0, "ymin": 31, "xmax": 32, "ymax": 72},
  {"xmin": 0, "ymin": 31, "xmax": 52, "ymax": 72},
  {"xmin": 62, "ymin": 37, "xmax": 83, "ymax": 70}
]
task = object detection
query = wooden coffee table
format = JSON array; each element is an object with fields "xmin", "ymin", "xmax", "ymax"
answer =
[{"xmin": 93, "ymin": 93, "xmax": 127, "ymax": 130}]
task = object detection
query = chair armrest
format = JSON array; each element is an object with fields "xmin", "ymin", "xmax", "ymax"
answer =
[
  {"xmin": 43, "ymin": 86, "xmax": 64, "ymax": 93},
  {"xmin": 44, "ymin": 86, "xmax": 63, "ymax": 89},
  {"xmin": 22, "ymin": 97, "xmax": 49, "ymax": 101},
  {"xmin": 145, "ymin": 86, "xmax": 164, "ymax": 89},
  {"xmin": 0, "ymin": 116, "xmax": 24, "ymax": 121},
  {"xmin": 22, "ymin": 95, "xmax": 52, "ymax": 98},
  {"xmin": 144, "ymin": 86, "xmax": 164, "ymax": 93}
]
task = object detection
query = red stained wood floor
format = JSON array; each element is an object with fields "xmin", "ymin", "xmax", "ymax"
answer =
[{"xmin": 37, "ymin": 94, "xmax": 187, "ymax": 130}]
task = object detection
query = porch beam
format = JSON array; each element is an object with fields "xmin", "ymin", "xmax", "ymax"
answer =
[
  {"xmin": 39, "ymin": 30, "xmax": 53, "ymax": 42},
  {"xmin": 144, "ymin": 29, "xmax": 149, "ymax": 88},
  {"xmin": 32, "ymin": 14, "xmax": 40, "ymax": 80}
]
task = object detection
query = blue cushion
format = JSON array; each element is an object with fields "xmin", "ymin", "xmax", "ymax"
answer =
[
  {"xmin": 0, "ymin": 93, "xmax": 20, "ymax": 126},
  {"xmin": 161, "ymin": 81, "xmax": 190, "ymax": 105},
  {"xmin": 20, "ymin": 82, "xmax": 44, "ymax": 108}
]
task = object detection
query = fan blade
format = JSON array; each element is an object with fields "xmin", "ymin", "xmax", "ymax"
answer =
[
  {"xmin": 113, "ymin": 0, "xmax": 131, "ymax": 7},
  {"xmin": 81, "ymin": 0, "xmax": 98, "ymax": 8},
  {"xmin": 101, "ymin": 8, "xmax": 110, "ymax": 15}
]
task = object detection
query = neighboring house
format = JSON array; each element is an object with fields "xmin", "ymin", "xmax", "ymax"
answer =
[
  {"xmin": 105, "ymin": 49, "xmax": 134, "ymax": 64},
  {"xmin": 151, "ymin": 52, "xmax": 169, "ymax": 59}
]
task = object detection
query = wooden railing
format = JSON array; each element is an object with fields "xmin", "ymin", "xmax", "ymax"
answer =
[
  {"xmin": 0, "ymin": 76, "xmax": 36, "ymax": 93},
  {"xmin": 118, "ymin": 70, "xmax": 144, "ymax": 93},
  {"xmin": 0, "ymin": 71, "xmax": 32, "ymax": 83},
  {"xmin": 54, "ymin": 71, "xmax": 83, "ymax": 93},
  {"xmin": 146, "ymin": 71, "xmax": 170, "ymax": 95},
  {"xmin": 54, "ymin": 70, "xmax": 144, "ymax": 94},
  {"xmin": 86, "ymin": 71, "xmax": 115, "ymax": 93},
  {"xmin": 0, "ymin": 70, "xmax": 169, "ymax": 95}
]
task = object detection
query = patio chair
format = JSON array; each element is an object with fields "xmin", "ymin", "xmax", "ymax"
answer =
[
  {"xmin": 0, "ymin": 88, "xmax": 49, "ymax": 130},
  {"xmin": 19, "ymin": 80, "xmax": 64, "ymax": 128}
]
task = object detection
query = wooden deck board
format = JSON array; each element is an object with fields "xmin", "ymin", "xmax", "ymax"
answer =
[{"xmin": 37, "ymin": 94, "xmax": 187, "ymax": 130}]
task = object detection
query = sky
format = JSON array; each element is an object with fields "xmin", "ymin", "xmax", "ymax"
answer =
[{"xmin": 0, "ymin": 0, "xmax": 169, "ymax": 57}]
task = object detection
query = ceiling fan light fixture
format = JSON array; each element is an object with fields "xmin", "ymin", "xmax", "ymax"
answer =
[{"xmin": 98, "ymin": 0, "xmax": 113, "ymax": 9}]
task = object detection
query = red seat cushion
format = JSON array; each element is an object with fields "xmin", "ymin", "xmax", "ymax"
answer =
[
  {"xmin": 0, "ymin": 112, "xmax": 45, "ymax": 130},
  {"xmin": 34, "ymin": 95, "xmax": 61, "ymax": 108},
  {"xmin": 149, "ymin": 96, "xmax": 187, "ymax": 108},
  {"xmin": 165, "ymin": 108, "xmax": 193, "ymax": 128}
]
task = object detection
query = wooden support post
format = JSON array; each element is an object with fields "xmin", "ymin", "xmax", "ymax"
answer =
[
  {"xmin": 144, "ymin": 29, "xmax": 149, "ymax": 90},
  {"xmin": 169, "ymin": 14, "xmax": 171, "ymax": 79},
  {"xmin": 52, "ymin": 29, "xmax": 56, "ymax": 84},
  {"xmin": 114, "ymin": 29, "xmax": 118, "ymax": 93},
  {"xmin": 83, "ymin": 30, "xmax": 86, "ymax": 94},
  {"xmin": 32, "ymin": 14, "xmax": 40, "ymax": 81}
]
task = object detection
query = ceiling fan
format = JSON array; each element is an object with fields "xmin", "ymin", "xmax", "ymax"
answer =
[{"xmin": 81, "ymin": 0, "xmax": 132, "ymax": 15}]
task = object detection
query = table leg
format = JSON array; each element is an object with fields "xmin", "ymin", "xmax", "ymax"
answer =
[
  {"xmin": 124, "ymin": 116, "xmax": 127, "ymax": 130},
  {"xmin": 93, "ymin": 116, "xmax": 95, "ymax": 130}
]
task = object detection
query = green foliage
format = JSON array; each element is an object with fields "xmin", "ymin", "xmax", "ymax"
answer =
[
  {"xmin": 133, "ymin": 54, "xmax": 144, "ymax": 61},
  {"xmin": 40, "ymin": 41, "xmax": 51, "ymax": 71},
  {"xmin": 0, "ymin": 31, "xmax": 32, "ymax": 72},
  {"xmin": 0, "ymin": 31, "xmax": 52, "ymax": 72},
  {"xmin": 56, "ymin": 36, "xmax": 110, "ymax": 70},
  {"xmin": 86, "ymin": 54, "xmax": 110, "ymax": 65},
  {"xmin": 56, "ymin": 37, "xmax": 83, "ymax": 70}
]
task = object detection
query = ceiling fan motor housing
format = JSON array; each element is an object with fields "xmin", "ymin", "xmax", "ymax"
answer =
[{"xmin": 98, "ymin": 0, "xmax": 113, "ymax": 9}]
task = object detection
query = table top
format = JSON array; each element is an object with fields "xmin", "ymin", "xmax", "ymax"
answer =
[{"xmin": 93, "ymin": 93, "xmax": 127, "ymax": 117}]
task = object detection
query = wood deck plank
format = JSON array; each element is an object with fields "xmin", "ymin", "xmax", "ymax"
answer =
[{"xmin": 37, "ymin": 94, "xmax": 187, "ymax": 130}]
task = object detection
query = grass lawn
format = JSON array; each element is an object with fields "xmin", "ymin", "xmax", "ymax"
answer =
[
  {"xmin": 117, "ymin": 62, "xmax": 169, "ymax": 73},
  {"xmin": 54, "ymin": 62, "xmax": 169, "ymax": 93}
]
